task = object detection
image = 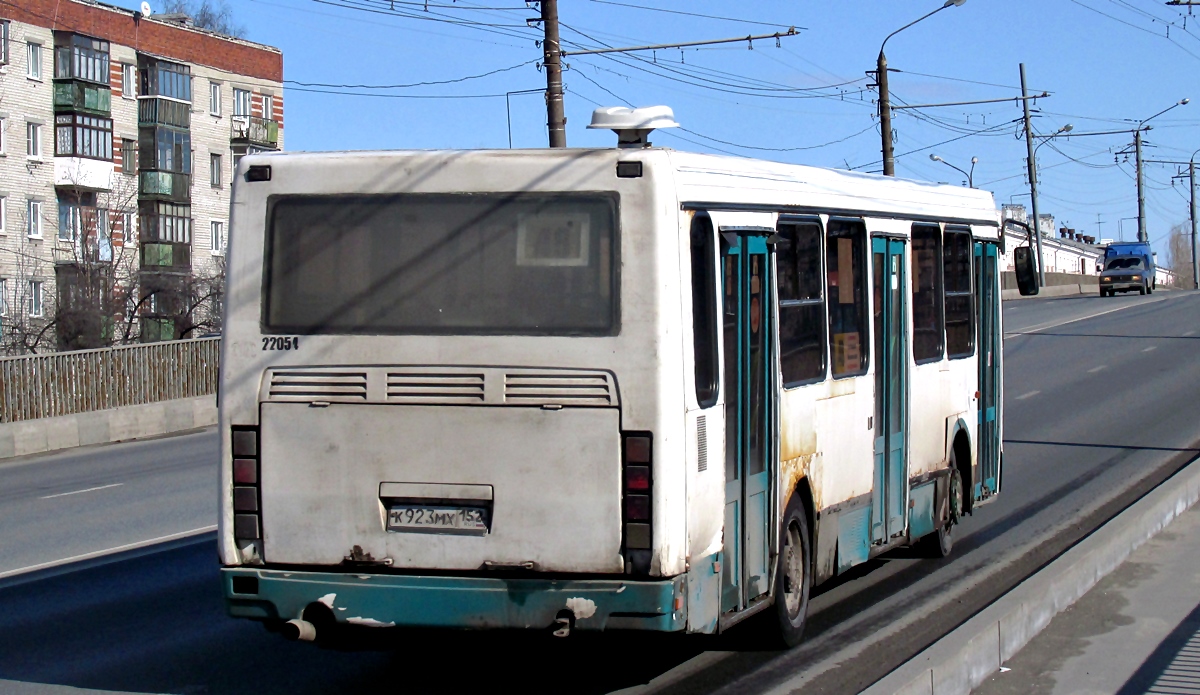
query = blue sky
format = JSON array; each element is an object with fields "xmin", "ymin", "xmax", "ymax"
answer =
[{"xmin": 154, "ymin": 1, "xmax": 1200, "ymax": 261}]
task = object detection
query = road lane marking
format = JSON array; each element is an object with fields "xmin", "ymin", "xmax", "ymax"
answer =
[
  {"xmin": 1004, "ymin": 295, "xmax": 1169, "ymax": 339},
  {"xmin": 1185, "ymin": 330, "xmax": 1196, "ymax": 336},
  {"xmin": 1143, "ymin": 346, "xmax": 1157, "ymax": 352},
  {"xmin": 1088, "ymin": 365, "xmax": 1107, "ymax": 373},
  {"xmin": 1016, "ymin": 390, "xmax": 1041, "ymax": 400},
  {"xmin": 0, "ymin": 525, "xmax": 217, "ymax": 581},
  {"xmin": 40, "ymin": 482, "xmax": 123, "ymax": 499}
]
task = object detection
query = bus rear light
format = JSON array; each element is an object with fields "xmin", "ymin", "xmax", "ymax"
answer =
[
  {"xmin": 625, "ymin": 465, "xmax": 650, "ymax": 490},
  {"xmin": 231, "ymin": 426, "xmax": 262, "ymax": 546},
  {"xmin": 234, "ymin": 514, "xmax": 261, "ymax": 540},
  {"xmin": 625, "ymin": 436, "xmax": 651, "ymax": 464},
  {"xmin": 621, "ymin": 432, "xmax": 653, "ymax": 574},
  {"xmin": 625, "ymin": 495, "xmax": 651, "ymax": 520},
  {"xmin": 625, "ymin": 523, "xmax": 651, "ymax": 549},
  {"xmin": 233, "ymin": 487, "xmax": 259, "ymax": 512},
  {"xmin": 232, "ymin": 459, "xmax": 258, "ymax": 484}
]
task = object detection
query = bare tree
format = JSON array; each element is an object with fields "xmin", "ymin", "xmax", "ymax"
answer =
[
  {"xmin": 158, "ymin": 0, "xmax": 245, "ymax": 38},
  {"xmin": 1167, "ymin": 222, "xmax": 1196, "ymax": 289},
  {"xmin": 1, "ymin": 205, "xmax": 57, "ymax": 355}
]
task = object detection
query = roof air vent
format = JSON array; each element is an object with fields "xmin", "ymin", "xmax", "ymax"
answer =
[{"xmin": 587, "ymin": 105, "xmax": 679, "ymax": 148}]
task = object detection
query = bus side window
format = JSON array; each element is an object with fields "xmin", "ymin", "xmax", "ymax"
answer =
[
  {"xmin": 944, "ymin": 228, "xmax": 975, "ymax": 358},
  {"xmin": 777, "ymin": 221, "xmax": 826, "ymax": 386},
  {"xmin": 690, "ymin": 215, "xmax": 719, "ymax": 407},
  {"xmin": 912, "ymin": 224, "xmax": 945, "ymax": 362},
  {"xmin": 826, "ymin": 220, "xmax": 869, "ymax": 378}
]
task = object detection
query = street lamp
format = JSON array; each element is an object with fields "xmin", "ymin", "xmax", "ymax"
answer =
[
  {"xmin": 877, "ymin": 0, "xmax": 968, "ymax": 176},
  {"xmin": 929, "ymin": 154, "xmax": 977, "ymax": 188},
  {"xmin": 1134, "ymin": 98, "xmax": 1189, "ymax": 242}
]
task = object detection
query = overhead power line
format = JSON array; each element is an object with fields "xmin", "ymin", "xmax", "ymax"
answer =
[
  {"xmin": 560, "ymin": 27, "xmax": 800, "ymax": 56},
  {"xmin": 586, "ymin": 1, "xmax": 800, "ymax": 30},
  {"xmin": 284, "ymin": 59, "xmax": 538, "ymax": 89}
]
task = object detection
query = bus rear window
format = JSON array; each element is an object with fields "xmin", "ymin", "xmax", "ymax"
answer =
[{"xmin": 263, "ymin": 193, "xmax": 619, "ymax": 336}]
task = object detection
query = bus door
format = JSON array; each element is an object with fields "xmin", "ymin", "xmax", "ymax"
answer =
[
  {"xmin": 976, "ymin": 242, "xmax": 1001, "ymax": 495},
  {"xmin": 871, "ymin": 237, "xmax": 909, "ymax": 542},
  {"xmin": 720, "ymin": 230, "xmax": 774, "ymax": 613}
]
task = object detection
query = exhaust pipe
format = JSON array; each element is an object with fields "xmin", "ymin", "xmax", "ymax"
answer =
[{"xmin": 282, "ymin": 618, "xmax": 317, "ymax": 642}]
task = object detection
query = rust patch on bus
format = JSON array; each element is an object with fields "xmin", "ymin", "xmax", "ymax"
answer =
[{"xmin": 781, "ymin": 453, "xmax": 817, "ymax": 509}]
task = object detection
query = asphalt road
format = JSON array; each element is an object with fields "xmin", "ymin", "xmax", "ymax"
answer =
[{"xmin": 1, "ymin": 291, "xmax": 1197, "ymax": 695}]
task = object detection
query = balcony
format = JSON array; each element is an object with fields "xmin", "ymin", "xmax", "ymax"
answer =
[
  {"xmin": 139, "ymin": 97, "xmax": 191, "ymax": 129},
  {"xmin": 55, "ymin": 157, "xmax": 114, "ymax": 191},
  {"xmin": 54, "ymin": 80, "xmax": 111, "ymax": 115},
  {"xmin": 231, "ymin": 116, "xmax": 279, "ymax": 148},
  {"xmin": 141, "ymin": 242, "xmax": 192, "ymax": 272},
  {"xmin": 139, "ymin": 171, "xmax": 191, "ymax": 202}
]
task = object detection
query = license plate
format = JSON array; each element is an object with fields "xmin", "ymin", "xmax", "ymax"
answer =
[{"xmin": 387, "ymin": 506, "xmax": 488, "ymax": 535}]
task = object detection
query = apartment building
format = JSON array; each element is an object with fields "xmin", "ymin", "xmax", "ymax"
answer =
[{"xmin": 0, "ymin": 1, "xmax": 283, "ymax": 351}]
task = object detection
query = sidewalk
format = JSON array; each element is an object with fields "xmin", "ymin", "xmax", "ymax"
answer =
[{"xmin": 974, "ymin": 503, "xmax": 1200, "ymax": 695}]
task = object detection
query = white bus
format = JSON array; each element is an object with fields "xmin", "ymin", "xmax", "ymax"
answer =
[{"xmin": 218, "ymin": 108, "xmax": 1005, "ymax": 647}]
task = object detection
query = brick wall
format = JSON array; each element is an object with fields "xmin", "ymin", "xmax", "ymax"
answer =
[{"xmin": 5, "ymin": 0, "xmax": 282, "ymax": 82}]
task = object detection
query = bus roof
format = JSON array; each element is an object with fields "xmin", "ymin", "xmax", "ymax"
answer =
[{"xmin": 244, "ymin": 147, "xmax": 1000, "ymax": 227}]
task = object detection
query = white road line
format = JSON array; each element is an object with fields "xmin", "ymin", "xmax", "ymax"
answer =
[
  {"xmin": 1143, "ymin": 345, "xmax": 1157, "ymax": 352},
  {"xmin": 0, "ymin": 525, "xmax": 217, "ymax": 580},
  {"xmin": 1185, "ymin": 330, "xmax": 1196, "ymax": 337},
  {"xmin": 1016, "ymin": 390, "xmax": 1041, "ymax": 400},
  {"xmin": 1088, "ymin": 365, "xmax": 1107, "ymax": 373},
  {"xmin": 1004, "ymin": 295, "xmax": 1168, "ymax": 339},
  {"xmin": 40, "ymin": 482, "xmax": 124, "ymax": 499}
]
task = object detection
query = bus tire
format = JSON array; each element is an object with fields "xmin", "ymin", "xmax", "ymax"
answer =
[
  {"xmin": 772, "ymin": 495, "xmax": 812, "ymax": 648},
  {"xmin": 917, "ymin": 467, "xmax": 960, "ymax": 558}
]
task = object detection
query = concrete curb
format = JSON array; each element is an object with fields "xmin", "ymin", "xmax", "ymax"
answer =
[
  {"xmin": 1001, "ymin": 283, "xmax": 1095, "ymax": 301},
  {"xmin": 0, "ymin": 395, "xmax": 217, "ymax": 461},
  {"xmin": 861, "ymin": 456, "xmax": 1200, "ymax": 695}
]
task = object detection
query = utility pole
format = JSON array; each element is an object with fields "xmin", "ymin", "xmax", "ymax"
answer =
[
  {"xmin": 540, "ymin": 0, "xmax": 566, "ymax": 148},
  {"xmin": 1136, "ymin": 130, "xmax": 1147, "ymax": 242},
  {"xmin": 1019, "ymin": 63, "xmax": 1046, "ymax": 287},
  {"xmin": 1191, "ymin": 160, "xmax": 1198, "ymax": 289},
  {"xmin": 878, "ymin": 51, "xmax": 894, "ymax": 176}
]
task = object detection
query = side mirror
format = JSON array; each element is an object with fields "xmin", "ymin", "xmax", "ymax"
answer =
[{"xmin": 1014, "ymin": 246, "xmax": 1039, "ymax": 296}]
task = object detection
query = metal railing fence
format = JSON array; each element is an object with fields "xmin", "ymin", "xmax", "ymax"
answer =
[{"xmin": 0, "ymin": 337, "xmax": 219, "ymax": 424}]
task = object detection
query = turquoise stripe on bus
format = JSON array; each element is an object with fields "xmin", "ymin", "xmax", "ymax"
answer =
[{"xmin": 223, "ymin": 568, "xmax": 686, "ymax": 632}]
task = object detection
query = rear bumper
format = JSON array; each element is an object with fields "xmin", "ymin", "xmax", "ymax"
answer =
[
  {"xmin": 223, "ymin": 567, "xmax": 686, "ymax": 632},
  {"xmin": 1100, "ymin": 280, "xmax": 1143, "ymax": 291}
]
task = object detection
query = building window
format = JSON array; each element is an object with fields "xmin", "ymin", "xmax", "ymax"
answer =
[
  {"xmin": 0, "ymin": 279, "xmax": 7, "ymax": 316},
  {"xmin": 121, "ymin": 138, "xmax": 135, "ymax": 173},
  {"xmin": 139, "ymin": 58, "xmax": 191, "ymax": 101},
  {"xmin": 122, "ymin": 63, "xmax": 136, "ymax": 98},
  {"xmin": 139, "ymin": 201, "xmax": 191, "ymax": 243},
  {"xmin": 59, "ymin": 200, "xmax": 79, "ymax": 241},
  {"xmin": 28, "ymin": 280, "xmax": 43, "ymax": 317},
  {"xmin": 27, "ymin": 42, "xmax": 42, "ymax": 80},
  {"xmin": 123, "ymin": 212, "xmax": 134, "ymax": 239},
  {"xmin": 826, "ymin": 219, "xmax": 869, "ymax": 378},
  {"xmin": 55, "ymin": 113, "xmax": 113, "ymax": 160},
  {"xmin": 139, "ymin": 126, "xmax": 191, "ymax": 173},
  {"xmin": 209, "ymin": 82, "xmax": 221, "ymax": 116},
  {"xmin": 211, "ymin": 220, "xmax": 225, "ymax": 253},
  {"xmin": 210, "ymin": 153, "xmax": 222, "ymax": 187},
  {"xmin": 27, "ymin": 122, "xmax": 41, "ymax": 158},
  {"xmin": 944, "ymin": 228, "xmax": 975, "ymax": 358},
  {"xmin": 911, "ymin": 224, "xmax": 945, "ymax": 362},
  {"xmin": 27, "ymin": 200, "xmax": 43, "ymax": 238},
  {"xmin": 262, "ymin": 95, "xmax": 274, "ymax": 121},
  {"xmin": 778, "ymin": 219, "xmax": 827, "ymax": 386},
  {"xmin": 233, "ymin": 88, "xmax": 250, "ymax": 117},
  {"xmin": 54, "ymin": 34, "xmax": 109, "ymax": 84},
  {"xmin": 0, "ymin": 21, "xmax": 9, "ymax": 65},
  {"xmin": 0, "ymin": 117, "xmax": 5, "ymax": 154},
  {"xmin": 0, "ymin": 196, "xmax": 6, "ymax": 234}
]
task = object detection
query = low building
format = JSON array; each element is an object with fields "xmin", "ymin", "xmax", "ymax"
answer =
[
  {"xmin": 1000, "ymin": 204, "xmax": 1103, "ymax": 277},
  {"xmin": 0, "ymin": 1, "xmax": 283, "ymax": 352}
]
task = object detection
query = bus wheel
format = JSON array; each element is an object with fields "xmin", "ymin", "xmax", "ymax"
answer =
[
  {"xmin": 772, "ymin": 496, "xmax": 811, "ymax": 648},
  {"xmin": 918, "ymin": 465, "xmax": 961, "ymax": 558}
]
